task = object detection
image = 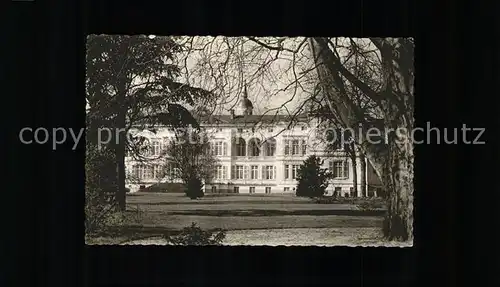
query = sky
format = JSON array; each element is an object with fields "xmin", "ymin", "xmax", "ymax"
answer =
[
  {"xmin": 176, "ymin": 36, "xmax": 318, "ymax": 115},
  {"xmin": 87, "ymin": 36, "xmax": 380, "ymax": 117}
]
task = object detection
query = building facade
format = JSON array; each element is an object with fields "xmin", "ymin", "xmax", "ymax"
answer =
[{"xmin": 125, "ymin": 95, "xmax": 377, "ymax": 197}]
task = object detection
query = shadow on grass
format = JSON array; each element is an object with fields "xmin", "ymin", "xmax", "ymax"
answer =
[{"xmin": 166, "ymin": 209, "xmax": 386, "ymax": 217}]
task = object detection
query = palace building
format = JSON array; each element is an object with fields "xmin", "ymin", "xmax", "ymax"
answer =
[{"xmin": 125, "ymin": 91, "xmax": 382, "ymax": 196}]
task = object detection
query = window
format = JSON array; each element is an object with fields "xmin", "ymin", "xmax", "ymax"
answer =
[
  {"xmin": 301, "ymin": 139, "xmax": 307, "ymax": 155},
  {"xmin": 237, "ymin": 128, "xmax": 243, "ymax": 133},
  {"xmin": 330, "ymin": 160, "xmax": 349, "ymax": 178},
  {"xmin": 153, "ymin": 165, "xmax": 163, "ymax": 179},
  {"xmin": 265, "ymin": 187, "xmax": 271, "ymax": 194},
  {"xmin": 152, "ymin": 141, "xmax": 162, "ymax": 156},
  {"xmin": 211, "ymin": 141, "xmax": 227, "ymax": 156},
  {"xmin": 232, "ymin": 165, "xmax": 244, "ymax": 179},
  {"xmin": 249, "ymin": 187, "xmax": 255, "ymax": 194},
  {"xmin": 212, "ymin": 186, "xmax": 217, "ymax": 193},
  {"xmin": 237, "ymin": 166, "xmax": 244, "ymax": 179},
  {"xmin": 334, "ymin": 187, "xmax": 342, "ymax": 197},
  {"xmin": 292, "ymin": 140, "xmax": 299, "ymax": 155},
  {"xmin": 214, "ymin": 142, "xmax": 223, "ymax": 156},
  {"xmin": 283, "ymin": 187, "xmax": 290, "ymax": 192},
  {"xmin": 143, "ymin": 141, "xmax": 153, "ymax": 156},
  {"xmin": 214, "ymin": 165, "xmax": 224, "ymax": 180},
  {"xmin": 244, "ymin": 165, "xmax": 249, "ymax": 179},
  {"xmin": 333, "ymin": 161, "xmax": 343, "ymax": 178},
  {"xmin": 250, "ymin": 165, "xmax": 259, "ymax": 179},
  {"xmin": 236, "ymin": 138, "xmax": 246, "ymax": 156},
  {"xmin": 285, "ymin": 164, "xmax": 300, "ymax": 180},
  {"xmin": 166, "ymin": 162, "xmax": 180, "ymax": 179},
  {"xmin": 263, "ymin": 165, "xmax": 275, "ymax": 180},
  {"xmin": 234, "ymin": 186, "xmax": 240, "ymax": 193},
  {"xmin": 132, "ymin": 165, "xmax": 141, "ymax": 179},
  {"xmin": 301, "ymin": 126, "xmax": 307, "ymax": 131},
  {"xmin": 163, "ymin": 137, "xmax": 170, "ymax": 146},
  {"xmin": 143, "ymin": 165, "xmax": 153, "ymax": 179},
  {"xmin": 284, "ymin": 140, "xmax": 290, "ymax": 155},
  {"xmin": 265, "ymin": 139, "xmax": 276, "ymax": 156},
  {"xmin": 249, "ymin": 140, "xmax": 260, "ymax": 156},
  {"xmin": 292, "ymin": 165, "xmax": 300, "ymax": 180}
]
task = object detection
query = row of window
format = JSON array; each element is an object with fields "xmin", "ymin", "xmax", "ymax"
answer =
[
  {"xmin": 236, "ymin": 125, "xmax": 307, "ymax": 134},
  {"xmin": 284, "ymin": 139, "xmax": 307, "ymax": 156},
  {"xmin": 232, "ymin": 139, "xmax": 276, "ymax": 157},
  {"xmin": 212, "ymin": 186, "xmax": 274, "ymax": 194},
  {"xmin": 131, "ymin": 160, "xmax": 350, "ymax": 181},
  {"xmin": 214, "ymin": 165, "xmax": 277, "ymax": 180},
  {"xmin": 284, "ymin": 164, "xmax": 301, "ymax": 180},
  {"xmin": 131, "ymin": 163, "xmax": 180, "ymax": 180},
  {"xmin": 211, "ymin": 186, "xmax": 356, "ymax": 195},
  {"xmin": 214, "ymin": 161, "xmax": 350, "ymax": 181},
  {"xmin": 129, "ymin": 138, "xmax": 307, "ymax": 157},
  {"xmin": 329, "ymin": 161, "xmax": 350, "ymax": 178},
  {"xmin": 164, "ymin": 126, "xmax": 307, "ymax": 134},
  {"xmin": 131, "ymin": 164, "xmax": 164, "ymax": 180}
]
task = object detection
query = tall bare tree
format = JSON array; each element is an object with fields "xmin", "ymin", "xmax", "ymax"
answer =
[
  {"xmin": 163, "ymin": 129, "xmax": 218, "ymax": 196},
  {"xmin": 309, "ymin": 38, "xmax": 414, "ymax": 241},
  {"xmin": 175, "ymin": 36, "xmax": 414, "ymax": 241}
]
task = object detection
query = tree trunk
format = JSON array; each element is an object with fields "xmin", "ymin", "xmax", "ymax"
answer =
[
  {"xmin": 379, "ymin": 129, "xmax": 414, "ymax": 241},
  {"xmin": 359, "ymin": 152, "xmax": 367, "ymax": 197},
  {"xmin": 308, "ymin": 37, "xmax": 414, "ymax": 241},
  {"xmin": 349, "ymin": 147, "xmax": 358, "ymax": 197},
  {"xmin": 115, "ymin": 92, "xmax": 127, "ymax": 212},
  {"xmin": 115, "ymin": 144, "xmax": 126, "ymax": 211}
]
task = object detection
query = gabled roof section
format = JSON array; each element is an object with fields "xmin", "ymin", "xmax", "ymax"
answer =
[{"xmin": 194, "ymin": 113, "xmax": 310, "ymax": 126}]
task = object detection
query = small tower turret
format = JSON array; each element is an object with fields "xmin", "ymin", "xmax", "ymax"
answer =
[{"xmin": 238, "ymin": 83, "xmax": 253, "ymax": 116}]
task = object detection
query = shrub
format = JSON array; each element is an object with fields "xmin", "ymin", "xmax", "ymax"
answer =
[
  {"xmin": 356, "ymin": 199, "xmax": 385, "ymax": 211},
  {"xmin": 185, "ymin": 176, "xmax": 204, "ymax": 199},
  {"xmin": 164, "ymin": 222, "xmax": 226, "ymax": 245},
  {"xmin": 296, "ymin": 155, "xmax": 332, "ymax": 198},
  {"xmin": 314, "ymin": 197, "xmax": 339, "ymax": 204},
  {"xmin": 85, "ymin": 186, "xmax": 127, "ymax": 235}
]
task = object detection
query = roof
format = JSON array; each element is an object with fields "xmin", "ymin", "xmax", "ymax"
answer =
[
  {"xmin": 193, "ymin": 113, "xmax": 310, "ymax": 126},
  {"xmin": 130, "ymin": 112, "xmax": 312, "ymax": 129}
]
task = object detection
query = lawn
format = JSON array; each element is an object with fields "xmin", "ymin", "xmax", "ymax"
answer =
[
  {"xmin": 125, "ymin": 192, "xmax": 385, "ymax": 226},
  {"xmin": 87, "ymin": 193, "xmax": 391, "ymax": 246}
]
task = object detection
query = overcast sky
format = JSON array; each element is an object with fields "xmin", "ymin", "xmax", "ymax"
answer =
[
  {"xmin": 87, "ymin": 36, "xmax": 379, "ymax": 116},
  {"xmin": 176, "ymin": 36, "xmax": 317, "ymax": 115}
]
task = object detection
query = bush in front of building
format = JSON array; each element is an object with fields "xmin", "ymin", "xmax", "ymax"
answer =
[
  {"xmin": 295, "ymin": 155, "xmax": 333, "ymax": 198},
  {"xmin": 185, "ymin": 175, "xmax": 204, "ymax": 199}
]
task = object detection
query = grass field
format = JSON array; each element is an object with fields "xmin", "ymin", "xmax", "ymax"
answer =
[{"xmin": 93, "ymin": 192, "xmax": 398, "ymax": 246}]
